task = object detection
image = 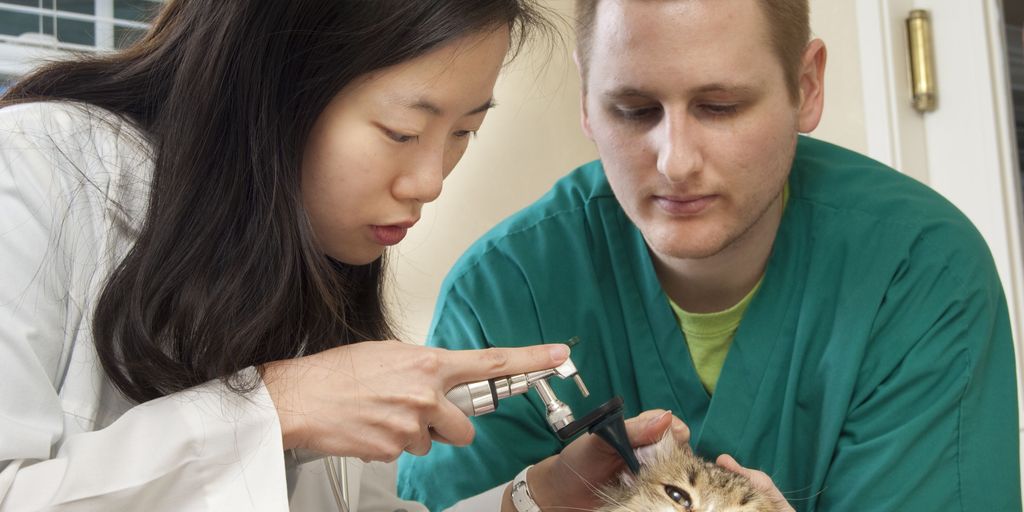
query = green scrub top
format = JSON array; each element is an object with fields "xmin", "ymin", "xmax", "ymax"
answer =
[{"xmin": 397, "ymin": 137, "xmax": 1021, "ymax": 511}]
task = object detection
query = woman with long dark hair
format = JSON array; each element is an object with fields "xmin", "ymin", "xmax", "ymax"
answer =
[{"xmin": 0, "ymin": 1, "xmax": 685, "ymax": 510}]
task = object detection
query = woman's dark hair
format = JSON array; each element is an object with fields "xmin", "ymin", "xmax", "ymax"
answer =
[{"xmin": 1, "ymin": 0, "xmax": 547, "ymax": 403}]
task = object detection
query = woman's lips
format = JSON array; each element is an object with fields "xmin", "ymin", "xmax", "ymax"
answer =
[
  {"xmin": 371, "ymin": 225, "xmax": 410, "ymax": 246},
  {"xmin": 371, "ymin": 218, "xmax": 417, "ymax": 246},
  {"xmin": 654, "ymin": 195, "xmax": 716, "ymax": 215}
]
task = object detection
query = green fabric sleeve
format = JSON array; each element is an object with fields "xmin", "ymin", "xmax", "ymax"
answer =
[{"xmin": 817, "ymin": 229, "xmax": 1020, "ymax": 510}]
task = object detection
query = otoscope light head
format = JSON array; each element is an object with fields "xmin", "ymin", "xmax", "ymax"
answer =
[{"xmin": 555, "ymin": 396, "xmax": 641, "ymax": 474}]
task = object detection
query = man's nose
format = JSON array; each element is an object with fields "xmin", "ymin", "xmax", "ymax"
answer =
[{"xmin": 655, "ymin": 113, "xmax": 703, "ymax": 183}]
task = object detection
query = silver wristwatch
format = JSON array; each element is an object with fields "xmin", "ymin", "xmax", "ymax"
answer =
[{"xmin": 510, "ymin": 465, "xmax": 541, "ymax": 512}]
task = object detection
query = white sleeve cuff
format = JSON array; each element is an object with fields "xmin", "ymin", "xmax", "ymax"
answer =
[{"xmin": 176, "ymin": 367, "xmax": 290, "ymax": 510}]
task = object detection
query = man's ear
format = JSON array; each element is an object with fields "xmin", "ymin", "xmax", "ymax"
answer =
[
  {"xmin": 796, "ymin": 38, "xmax": 827, "ymax": 133},
  {"xmin": 573, "ymin": 50, "xmax": 594, "ymax": 140}
]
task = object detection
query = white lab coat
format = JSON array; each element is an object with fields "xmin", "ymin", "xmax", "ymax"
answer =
[{"xmin": 0, "ymin": 102, "xmax": 506, "ymax": 511}]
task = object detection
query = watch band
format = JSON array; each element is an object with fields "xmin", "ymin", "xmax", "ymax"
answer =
[{"xmin": 510, "ymin": 465, "xmax": 541, "ymax": 512}]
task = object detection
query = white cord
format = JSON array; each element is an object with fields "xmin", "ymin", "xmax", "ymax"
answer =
[{"xmin": 323, "ymin": 456, "xmax": 350, "ymax": 512}]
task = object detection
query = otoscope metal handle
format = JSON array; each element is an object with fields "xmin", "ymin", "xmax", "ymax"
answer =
[
  {"xmin": 445, "ymin": 380, "xmax": 498, "ymax": 416},
  {"xmin": 446, "ymin": 373, "xmax": 532, "ymax": 416}
]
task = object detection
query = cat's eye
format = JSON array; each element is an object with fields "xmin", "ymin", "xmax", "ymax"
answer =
[{"xmin": 664, "ymin": 484, "xmax": 693, "ymax": 509}]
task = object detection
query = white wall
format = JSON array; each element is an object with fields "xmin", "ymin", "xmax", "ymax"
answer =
[
  {"xmin": 388, "ymin": 0, "xmax": 873, "ymax": 342},
  {"xmin": 810, "ymin": 1, "xmax": 869, "ymax": 154}
]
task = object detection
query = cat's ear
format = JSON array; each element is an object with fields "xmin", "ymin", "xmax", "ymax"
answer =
[
  {"xmin": 622, "ymin": 432, "xmax": 674, "ymax": 488},
  {"xmin": 621, "ymin": 432, "xmax": 686, "ymax": 488},
  {"xmin": 635, "ymin": 430, "xmax": 679, "ymax": 467}
]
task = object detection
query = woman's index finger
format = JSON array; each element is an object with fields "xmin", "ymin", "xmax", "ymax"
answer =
[{"xmin": 439, "ymin": 344, "xmax": 570, "ymax": 387}]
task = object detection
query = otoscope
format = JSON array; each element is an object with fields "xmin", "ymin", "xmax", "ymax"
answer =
[{"xmin": 445, "ymin": 344, "xmax": 641, "ymax": 474}]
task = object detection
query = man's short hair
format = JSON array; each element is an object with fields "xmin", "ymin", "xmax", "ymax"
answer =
[{"xmin": 574, "ymin": 0, "xmax": 810, "ymax": 101}]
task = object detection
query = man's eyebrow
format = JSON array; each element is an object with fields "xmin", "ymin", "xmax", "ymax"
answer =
[
  {"xmin": 691, "ymin": 83, "xmax": 759, "ymax": 95},
  {"xmin": 601, "ymin": 83, "xmax": 759, "ymax": 100},
  {"xmin": 400, "ymin": 97, "xmax": 497, "ymax": 117},
  {"xmin": 601, "ymin": 87, "xmax": 652, "ymax": 100}
]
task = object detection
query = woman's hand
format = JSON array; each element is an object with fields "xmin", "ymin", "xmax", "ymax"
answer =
[
  {"xmin": 716, "ymin": 454, "xmax": 795, "ymax": 512},
  {"xmin": 261, "ymin": 341, "xmax": 569, "ymax": 462},
  {"xmin": 506, "ymin": 409, "xmax": 689, "ymax": 511}
]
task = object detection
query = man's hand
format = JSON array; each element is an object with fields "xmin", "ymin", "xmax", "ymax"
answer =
[{"xmin": 717, "ymin": 454, "xmax": 796, "ymax": 512}]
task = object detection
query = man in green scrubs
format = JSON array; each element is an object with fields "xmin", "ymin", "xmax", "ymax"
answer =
[{"xmin": 398, "ymin": 0, "xmax": 1022, "ymax": 510}]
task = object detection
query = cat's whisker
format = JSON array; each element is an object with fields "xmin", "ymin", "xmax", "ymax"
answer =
[
  {"xmin": 765, "ymin": 470, "xmax": 828, "ymax": 501},
  {"xmin": 545, "ymin": 506, "xmax": 639, "ymax": 512},
  {"xmin": 554, "ymin": 460, "xmax": 636, "ymax": 511},
  {"xmin": 776, "ymin": 482, "xmax": 823, "ymax": 495},
  {"xmin": 587, "ymin": 489, "xmax": 632, "ymax": 512},
  {"xmin": 545, "ymin": 504, "xmax": 639, "ymax": 512},
  {"xmin": 559, "ymin": 460, "xmax": 618, "ymax": 500},
  {"xmin": 781, "ymin": 485, "xmax": 827, "ymax": 502},
  {"xmin": 779, "ymin": 487, "xmax": 812, "ymax": 495}
]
